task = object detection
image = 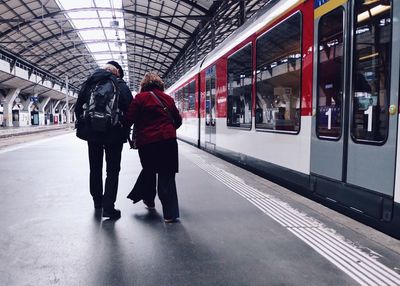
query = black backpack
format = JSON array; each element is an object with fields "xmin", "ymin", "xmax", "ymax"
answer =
[{"xmin": 84, "ymin": 75, "xmax": 120, "ymax": 132}]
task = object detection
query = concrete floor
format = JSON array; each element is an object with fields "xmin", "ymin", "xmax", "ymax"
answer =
[{"xmin": 0, "ymin": 133, "xmax": 398, "ymax": 285}]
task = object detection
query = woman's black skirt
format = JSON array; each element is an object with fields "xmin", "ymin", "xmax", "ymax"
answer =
[{"xmin": 138, "ymin": 138, "xmax": 179, "ymax": 173}]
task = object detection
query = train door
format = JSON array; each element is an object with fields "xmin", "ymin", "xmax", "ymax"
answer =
[
  {"xmin": 310, "ymin": 0, "xmax": 398, "ymax": 219},
  {"xmin": 31, "ymin": 111, "xmax": 39, "ymax": 125},
  {"xmin": 205, "ymin": 65, "xmax": 216, "ymax": 149}
]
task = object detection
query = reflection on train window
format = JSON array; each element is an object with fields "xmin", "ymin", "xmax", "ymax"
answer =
[
  {"xmin": 171, "ymin": 92, "xmax": 176, "ymax": 106},
  {"xmin": 182, "ymin": 85, "xmax": 189, "ymax": 111},
  {"xmin": 317, "ymin": 7, "xmax": 344, "ymax": 139},
  {"xmin": 255, "ymin": 12, "xmax": 301, "ymax": 132},
  {"xmin": 188, "ymin": 81, "xmax": 195, "ymax": 111},
  {"xmin": 174, "ymin": 80, "xmax": 196, "ymax": 112},
  {"xmin": 206, "ymin": 65, "xmax": 216, "ymax": 127},
  {"xmin": 177, "ymin": 88, "xmax": 183, "ymax": 112},
  {"xmin": 227, "ymin": 44, "xmax": 252, "ymax": 128},
  {"xmin": 351, "ymin": 0, "xmax": 392, "ymax": 143}
]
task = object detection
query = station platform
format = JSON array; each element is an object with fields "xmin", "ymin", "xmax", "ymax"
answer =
[
  {"xmin": 0, "ymin": 124, "xmax": 69, "ymax": 138},
  {"xmin": 0, "ymin": 133, "xmax": 400, "ymax": 285}
]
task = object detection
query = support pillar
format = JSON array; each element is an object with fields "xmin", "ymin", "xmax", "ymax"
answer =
[
  {"xmin": 51, "ymin": 100, "xmax": 61, "ymax": 124},
  {"xmin": 21, "ymin": 96, "xmax": 34, "ymax": 127},
  {"xmin": 3, "ymin": 88, "xmax": 20, "ymax": 127},
  {"xmin": 39, "ymin": 97, "xmax": 51, "ymax": 113},
  {"xmin": 52, "ymin": 100, "xmax": 61, "ymax": 113},
  {"xmin": 65, "ymin": 76, "xmax": 70, "ymax": 128},
  {"xmin": 38, "ymin": 97, "xmax": 51, "ymax": 125},
  {"xmin": 69, "ymin": 104, "xmax": 75, "ymax": 123},
  {"xmin": 59, "ymin": 102, "xmax": 67, "ymax": 124}
]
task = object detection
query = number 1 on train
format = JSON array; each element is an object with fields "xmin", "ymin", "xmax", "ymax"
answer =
[
  {"xmin": 364, "ymin": 105, "xmax": 372, "ymax": 132},
  {"xmin": 325, "ymin": 108, "xmax": 332, "ymax": 130}
]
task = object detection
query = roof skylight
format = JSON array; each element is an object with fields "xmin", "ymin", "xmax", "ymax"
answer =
[{"xmin": 56, "ymin": 0, "xmax": 129, "ymax": 83}]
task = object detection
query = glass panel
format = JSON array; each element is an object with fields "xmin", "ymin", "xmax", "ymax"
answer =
[
  {"xmin": 206, "ymin": 65, "xmax": 216, "ymax": 126},
  {"xmin": 227, "ymin": 44, "xmax": 252, "ymax": 128},
  {"xmin": 255, "ymin": 13, "xmax": 301, "ymax": 132},
  {"xmin": 351, "ymin": 0, "xmax": 392, "ymax": 143},
  {"xmin": 171, "ymin": 92, "xmax": 176, "ymax": 107},
  {"xmin": 317, "ymin": 8, "xmax": 344, "ymax": 139},
  {"xmin": 188, "ymin": 81, "xmax": 196, "ymax": 111},
  {"xmin": 183, "ymin": 84, "xmax": 189, "ymax": 111},
  {"xmin": 177, "ymin": 88, "xmax": 183, "ymax": 113}
]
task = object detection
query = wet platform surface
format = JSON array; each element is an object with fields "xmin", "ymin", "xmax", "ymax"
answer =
[
  {"xmin": 0, "ymin": 124, "xmax": 67, "ymax": 138},
  {"xmin": 0, "ymin": 133, "xmax": 400, "ymax": 286}
]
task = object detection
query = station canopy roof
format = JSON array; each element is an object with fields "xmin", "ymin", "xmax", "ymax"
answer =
[{"xmin": 0, "ymin": 0, "xmax": 275, "ymax": 92}]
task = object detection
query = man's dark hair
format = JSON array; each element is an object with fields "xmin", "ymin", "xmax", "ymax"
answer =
[{"xmin": 107, "ymin": 61, "xmax": 124, "ymax": 79}]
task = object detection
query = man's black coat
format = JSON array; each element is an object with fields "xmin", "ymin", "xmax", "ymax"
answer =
[{"xmin": 75, "ymin": 69, "xmax": 133, "ymax": 144}]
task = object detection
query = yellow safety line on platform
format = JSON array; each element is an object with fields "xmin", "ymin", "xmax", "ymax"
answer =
[{"xmin": 315, "ymin": 0, "xmax": 347, "ymax": 19}]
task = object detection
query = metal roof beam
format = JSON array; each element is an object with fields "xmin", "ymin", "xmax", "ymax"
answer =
[
  {"xmin": 163, "ymin": 1, "xmax": 224, "ymax": 78},
  {"xmin": 239, "ymin": 1, "xmax": 246, "ymax": 26},
  {"xmin": 67, "ymin": 60, "xmax": 161, "ymax": 81},
  {"xmin": 0, "ymin": 7, "xmax": 199, "ymax": 39},
  {"xmin": 129, "ymin": 62, "xmax": 168, "ymax": 73},
  {"xmin": 18, "ymin": 27, "xmax": 189, "ymax": 55},
  {"xmin": 0, "ymin": 13, "xmax": 209, "ymax": 22},
  {"xmin": 33, "ymin": 41, "xmax": 176, "ymax": 65},
  {"xmin": 0, "ymin": 47, "xmax": 79, "ymax": 91},
  {"xmin": 32, "ymin": 33, "xmax": 180, "ymax": 65},
  {"xmin": 47, "ymin": 52, "xmax": 170, "ymax": 73},
  {"xmin": 163, "ymin": 0, "xmax": 209, "ymax": 14}
]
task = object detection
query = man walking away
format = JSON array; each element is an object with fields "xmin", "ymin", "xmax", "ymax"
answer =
[{"xmin": 75, "ymin": 61, "xmax": 133, "ymax": 219}]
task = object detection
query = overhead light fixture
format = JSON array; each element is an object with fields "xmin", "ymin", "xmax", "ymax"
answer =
[
  {"xmin": 359, "ymin": 52, "xmax": 379, "ymax": 61},
  {"xmin": 110, "ymin": 20, "xmax": 119, "ymax": 27},
  {"xmin": 358, "ymin": 4, "xmax": 390, "ymax": 22},
  {"xmin": 110, "ymin": 16, "xmax": 119, "ymax": 28},
  {"xmin": 363, "ymin": 0, "xmax": 380, "ymax": 5}
]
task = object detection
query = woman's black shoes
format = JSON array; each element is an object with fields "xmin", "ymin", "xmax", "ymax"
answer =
[
  {"xmin": 143, "ymin": 200, "xmax": 155, "ymax": 210},
  {"xmin": 102, "ymin": 208, "xmax": 121, "ymax": 219}
]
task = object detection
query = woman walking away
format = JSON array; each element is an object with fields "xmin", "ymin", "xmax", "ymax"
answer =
[{"xmin": 123, "ymin": 72, "xmax": 182, "ymax": 223}]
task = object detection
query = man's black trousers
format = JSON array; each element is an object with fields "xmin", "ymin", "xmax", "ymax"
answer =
[{"xmin": 87, "ymin": 141, "xmax": 123, "ymax": 210}]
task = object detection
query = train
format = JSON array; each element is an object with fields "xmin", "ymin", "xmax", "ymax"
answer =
[{"xmin": 165, "ymin": 0, "xmax": 400, "ymax": 239}]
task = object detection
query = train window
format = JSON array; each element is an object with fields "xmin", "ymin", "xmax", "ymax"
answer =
[
  {"xmin": 188, "ymin": 81, "xmax": 196, "ymax": 111},
  {"xmin": 173, "ymin": 92, "xmax": 179, "ymax": 110},
  {"xmin": 316, "ymin": 8, "xmax": 344, "ymax": 139},
  {"xmin": 227, "ymin": 44, "xmax": 252, "ymax": 128},
  {"xmin": 175, "ymin": 89, "xmax": 180, "ymax": 111},
  {"xmin": 177, "ymin": 88, "xmax": 184, "ymax": 112},
  {"xmin": 351, "ymin": 0, "xmax": 392, "ymax": 144},
  {"xmin": 206, "ymin": 65, "xmax": 216, "ymax": 127},
  {"xmin": 171, "ymin": 92, "xmax": 176, "ymax": 106},
  {"xmin": 255, "ymin": 12, "xmax": 301, "ymax": 132},
  {"xmin": 183, "ymin": 84, "xmax": 189, "ymax": 111}
]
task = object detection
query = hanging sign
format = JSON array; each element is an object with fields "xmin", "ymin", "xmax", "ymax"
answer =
[
  {"xmin": 30, "ymin": 96, "xmax": 38, "ymax": 103},
  {"xmin": 314, "ymin": 0, "xmax": 330, "ymax": 9}
]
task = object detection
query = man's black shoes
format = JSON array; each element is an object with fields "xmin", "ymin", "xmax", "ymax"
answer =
[
  {"xmin": 93, "ymin": 197, "xmax": 103, "ymax": 209},
  {"xmin": 102, "ymin": 208, "xmax": 121, "ymax": 219},
  {"xmin": 94, "ymin": 202, "xmax": 102, "ymax": 209}
]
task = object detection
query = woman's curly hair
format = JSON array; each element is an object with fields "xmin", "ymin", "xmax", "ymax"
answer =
[{"xmin": 140, "ymin": 72, "xmax": 165, "ymax": 92}]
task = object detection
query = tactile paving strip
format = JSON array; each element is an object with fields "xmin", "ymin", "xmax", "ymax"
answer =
[{"xmin": 186, "ymin": 151, "xmax": 400, "ymax": 286}]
